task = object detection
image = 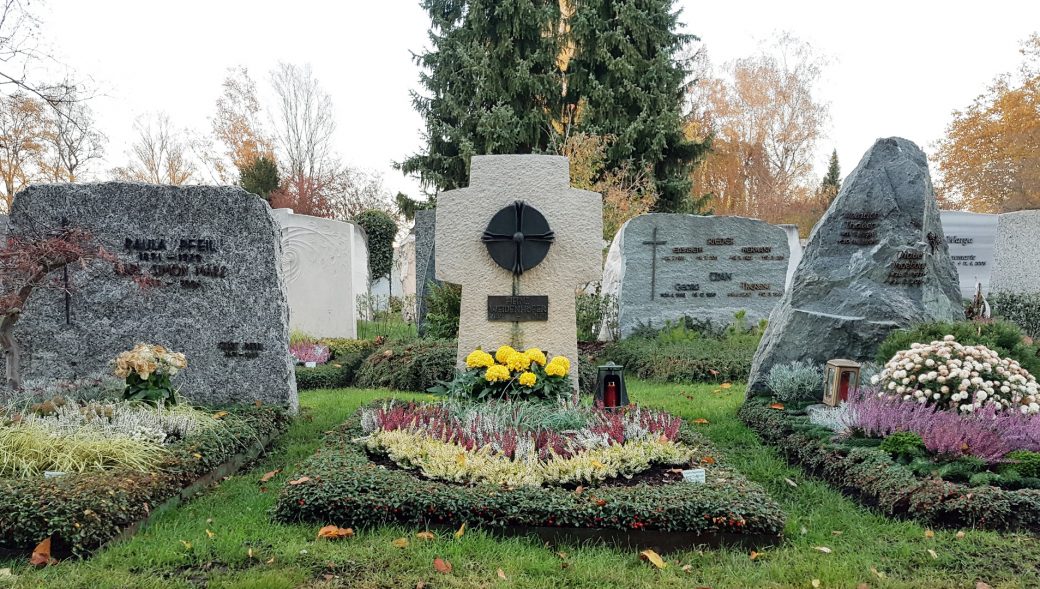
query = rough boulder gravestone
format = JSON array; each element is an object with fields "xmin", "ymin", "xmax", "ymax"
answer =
[
  {"xmin": 9, "ymin": 183, "xmax": 298, "ymax": 410},
  {"xmin": 436, "ymin": 155, "xmax": 601, "ymax": 388},
  {"xmin": 603, "ymin": 214, "xmax": 790, "ymax": 338},
  {"xmin": 747, "ymin": 138, "xmax": 962, "ymax": 393}
]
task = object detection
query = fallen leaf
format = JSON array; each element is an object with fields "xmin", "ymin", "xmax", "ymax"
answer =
[
  {"xmin": 211, "ymin": 411, "xmax": 228, "ymax": 419},
  {"xmin": 784, "ymin": 478, "xmax": 798, "ymax": 488},
  {"xmin": 556, "ymin": 551, "xmax": 569, "ymax": 559},
  {"xmin": 265, "ymin": 557, "xmax": 275, "ymax": 564},
  {"xmin": 416, "ymin": 531, "xmax": 436, "ymax": 541},
  {"xmin": 180, "ymin": 540, "xmax": 192, "ymax": 551},
  {"xmin": 392, "ymin": 537, "xmax": 410, "ymax": 549},
  {"xmin": 639, "ymin": 549, "xmax": 667, "ymax": 569},
  {"xmin": 205, "ymin": 529, "xmax": 215, "ymax": 539},
  {"xmin": 956, "ymin": 531, "xmax": 966, "ymax": 540},
  {"xmin": 814, "ymin": 546, "xmax": 832, "ymax": 554},
  {"xmin": 720, "ymin": 382, "xmax": 732, "ymax": 389},
  {"xmin": 247, "ymin": 548, "xmax": 254, "ymax": 559},
  {"xmin": 769, "ymin": 402, "xmax": 785, "ymax": 410},
  {"xmin": 594, "ymin": 498, "xmax": 607, "ymax": 507},
  {"xmin": 192, "ymin": 452, "xmax": 202, "ymax": 459},
  {"xmin": 977, "ymin": 583, "xmax": 993, "ymax": 589},
  {"xmin": 870, "ymin": 566, "xmax": 886, "ymax": 579},
  {"xmin": 30, "ymin": 538, "xmax": 53, "ymax": 567},
  {"xmin": 831, "ymin": 530, "xmax": 843, "ymax": 536},
  {"xmin": 858, "ymin": 584, "xmax": 870, "ymax": 589},
  {"xmin": 681, "ymin": 564, "xmax": 693, "ymax": 573},
  {"xmin": 454, "ymin": 522, "xmax": 466, "ymax": 539},
  {"xmin": 812, "ymin": 580, "xmax": 821, "ymax": 588},
  {"xmin": 288, "ymin": 476, "xmax": 311, "ymax": 485},
  {"xmin": 924, "ymin": 529, "xmax": 935, "ymax": 539},
  {"xmin": 497, "ymin": 568, "xmax": 507, "ymax": 580},
  {"xmin": 692, "ymin": 418, "xmax": 710, "ymax": 425},
  {"xmin": 259, "ymin": 469, "xmax": 281, "ymax": 483},
  {"xmin": 749, "ymin": 551, "xmax": 760, "ymax": 560},
  {"xmin": 574, "ymin": 485, "xmax": 585, "ymax": 495},
  {"xmin": 701, "ymin": 456, "xmax": 716, "ymax": 465},
  {"xmin": 317, "ymin": 525, "xmax": 354, "ymax": 540},
  {"xmin": 927, "ymin": 549, "xmax": 938, "ymax": 559},
  {"xmin": 416, "ymin": 583, "xmax": 427, "ymax": 589},
  {"xmin": 433, "ymin": 557, "xmax": 453, "ymax": 574}
]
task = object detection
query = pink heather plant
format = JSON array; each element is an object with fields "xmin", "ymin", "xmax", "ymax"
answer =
[
  {"xmin": 290, "ymin": 342, "xmax": 331, "ymax": 365},
  {"xmin": 845, "ymin": 388, "xmax": 1040, "ymax": 463}
]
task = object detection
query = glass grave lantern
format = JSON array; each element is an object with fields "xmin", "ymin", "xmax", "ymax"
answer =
[
  {"xmin": 594, "ymin": 362, "xmax": 629, "ymax": 409},
  {"xmin": 822, "ymin": 359, "xmax": 862, "ymax": 406}
]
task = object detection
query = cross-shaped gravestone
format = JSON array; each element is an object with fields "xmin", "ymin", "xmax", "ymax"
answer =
[{"xmin": 436, "ymin": 155, "xmax": 602, "ymax": 388}]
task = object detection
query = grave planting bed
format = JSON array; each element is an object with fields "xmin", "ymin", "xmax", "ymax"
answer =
[
  {"xmin": 0, "ymin": 405, "xmax": 290, "ymax": 558},
  {"xmin": 740, "ymin": 397, "xmax": 1040, "ymax": 532},
  {"xmin": 274, "ymin": 402, "xmax": 785, "ymax": 552}
]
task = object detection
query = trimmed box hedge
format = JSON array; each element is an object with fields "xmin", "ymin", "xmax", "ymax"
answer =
[
  {"xmin": 0, "ymin": 406, "xmax": 290, "ymax": 558},
  {"xmin": 740, "ymin": 397, "xmax": 1040, "ymax": 532},
  {"xmin": 273, "ymin": 405, "xmax": 785, "ymax": 550}
]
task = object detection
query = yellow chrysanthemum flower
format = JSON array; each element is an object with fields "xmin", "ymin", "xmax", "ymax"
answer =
[
  {"xmin": 506, "ymin": 351, "xmax": 533, "ymax": 372},
  {"xmin": 485, "ymin": 364, "xmax": 511, "ymax": 382},
  {"xmin": 525, "ymin": 348, "xmax": 547, "ymax": 366},
  {"xmin": 465, "ymin": 349, "xmax": 495, "ymax": 369},
  {"xmin": 495, "ymin": 345, "xmax": 517, "ymax": 364},
  {"xmin": 518, "ymin": 371, "xmax": 537, "ymax": 387},
  {"xmin": 545, "ymin": 357, "xmax": 569, "ymax": 377}
]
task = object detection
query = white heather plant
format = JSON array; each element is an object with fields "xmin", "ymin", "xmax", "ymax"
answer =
[
  {"xmin": 767, "ymin": 361, "xmax": 825, "ymax": 402},
  {"xmin": 872, "ymin": 335, "xmax": 1040, "ymax": 414}
]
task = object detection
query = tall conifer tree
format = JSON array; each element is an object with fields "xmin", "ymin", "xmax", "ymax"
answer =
[
  {"xmin": 567, "ymin": 0, "xmax": 707, "ymax": 212},
  {"xmin": 401, "ymin": 0, "xmax": 562, "ymax": 194}
]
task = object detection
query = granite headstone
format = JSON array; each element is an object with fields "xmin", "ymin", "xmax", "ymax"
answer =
[
  {"xmin": 939, "ymin": 210, "xmax": 998, "ymax": 299},
  {"xmin": 272, "ymin": 209, "xmax": 368, "ymax": 339},
  {"xmin": 747, "ymin": 138, "xmax": 962, "ymax": 393},
  {"xmin": 603, "ymin": 214, "xmax": 789, "ymax": 338},
  {"xmin": 414, "ymin": 209, "xmax": 439, "ymax": 336},
  {"xmin": 990, "ymin": 209, "xmax": 1040, "ymax": 295},
  {"xmin": 9, "ymin": 183, "xmax": 298, "ymax": 410}
]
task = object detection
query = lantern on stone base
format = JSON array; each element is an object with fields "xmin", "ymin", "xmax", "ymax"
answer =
[
  {"xmin": 822, "ymin": 359, "xmax": 862, "ymax": 406},
  {"xmin": 594, "ymin": 362, "xmax": 629, "ymax": 409}
]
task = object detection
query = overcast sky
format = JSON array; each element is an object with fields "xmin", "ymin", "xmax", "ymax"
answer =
[{"xmin": 36, "ymin": 0, "xmax": 1040, "ymax": 203}]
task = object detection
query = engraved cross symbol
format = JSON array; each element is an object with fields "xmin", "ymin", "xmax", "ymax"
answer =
[
  {"xmin": 60, "ymin": 216, "xmax": 71, "ymax": 325},
  {"xmin": 642, "ymin": 226, "xmax": 667, "ymax": 301}
]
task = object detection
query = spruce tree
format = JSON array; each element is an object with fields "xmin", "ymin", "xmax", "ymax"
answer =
[
  {"xmin": 821, "ymin": 149, "xmax": 841, "ymax": 193},
  {"xmin": 239, "ymin": 155, "xmax": 280, "ymax": 201},
  {"xmin": 567, "ymin": 0, "xmax": 708, "ymax": 213},
  {"xmin": 400, "ymin": 0, "xmax": 562, "ymax": 194}
]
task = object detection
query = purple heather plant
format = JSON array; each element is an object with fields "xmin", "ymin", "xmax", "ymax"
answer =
[
  {"xmin": 845, "ymin": 388, "xmax": 1040, "ymax": 463},
  {"xmin": 290, "ymin": 343, "xmax": 331, "ymax": 365}
]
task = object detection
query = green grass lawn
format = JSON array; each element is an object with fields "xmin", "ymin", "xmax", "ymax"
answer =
[
  {"xmin": 356, "ymin": 317, "xmax": 417, "ymax": 341},
  {"xmin": 4, "ymin": 382, "xmax": 1039, "ymax": 589}
]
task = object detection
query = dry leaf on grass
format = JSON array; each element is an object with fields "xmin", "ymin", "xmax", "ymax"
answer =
[
  {"xmin": 316, "ymin": 525, "xmax": 353, "ymax": 540},
  {"xmin": 720, "ymin": 382, "xmax": 732, "ymax": 389},
  {"xmin": 497, "ymin": 568, "xmax": 507, "ymax": 580},
  {"xmin": 433, "ymin": 557, "xmax": 453, "ymax": 574},
  {"xmin": 956, "ymin": 531, "xmax": 966, "ymax": 540},
  {"xmin": 288, "ymin": 476, "xmax": 311, "ymax": 485},
  {"xmin": 814, "ymin": 546, "xmax": 832, "ymax": 554},
  {"xmin": 924, "ymin": 529, "xmax": 935, "ymax": 539},
  {"xmin": 205, "ymin": 529, "xmax": 215, "ymax": 539},
  {"xmin": 416, "ymin": 531, "xmax": 436, "ymax": 541},
  {"xmin": 30, "ymin": 538, "xmax": 53, "ymax": 567},
  {"xmin": 454, "ymin": 522, "xmax": 466, "ymax": 539},
  {"xmin": 769, "ymin": 402, "xmax": 785, "ymax": 410},
  {"xmin": 870, "ymin": 566, "xmax": 885, "ymax": 579},
  {"xmin": 259, "ymin": 470, "xmax": 281, "ymax": 483},
  {"xmin": 639, "ymin": 549, "xmax": 666, "ymax": 569},
  {"xmin": 784, "ymin": 478, "xmax": 798, "ymax": 488},
  {"xmin": 976, "ymin": 582, "xmax": 993, "ymax": 589},
  {"xmin": 681, "ymin": 564, "xmax": 693, "ymax": 573},
  {"xmin": 811, "ymin": 580, "xmax": 820, "ymax": 588},
  {"xmin": 692, "ymin": 418, "xmax": 710, "ymax": 425},
  {"xmin": 392, "ymin": 538, "xmax": 410, "ymax": 549},
  {"xmin": 831, "ymin": 530, "xmax": 843, "ymax": 536},
  {"xmin": 749, "ymin": 551, "xmax": 760, "ymax": 560},
  {"xmin": 927, "ymin": 549, "xmax": 938, "ymax": 559}
]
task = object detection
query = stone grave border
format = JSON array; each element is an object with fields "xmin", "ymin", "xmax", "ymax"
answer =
[
  {"xmin": 740, "ymin": 398, "xmax": 1040, "ymax": 533},
  {"xmin": 273, "ymin": 403, "xmax": 786, "ymax": 552}
]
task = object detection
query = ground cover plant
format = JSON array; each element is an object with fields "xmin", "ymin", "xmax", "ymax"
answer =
[
  {"xmin": 294, "ymin": 338, "xmax": 377, "ymax": 390},
  {"xmin": 6, "ymin": 383, "xmax": 1040, "ymax": 588}
]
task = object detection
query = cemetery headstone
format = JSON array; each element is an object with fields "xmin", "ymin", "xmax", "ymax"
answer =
[
  {"xmin": 435, "ymin": 155, "xmax": 601, "ymax": 387},
  {"xmin": 939, "ymin": 210, "xmax": 998, "ymax": 299},
  {"xmin": 9, "ymin": 183, "xmax": 298, "ymax": 410},
  {"xmin": 747, "ymin": 137, "xmax": 962, "ymax": 394},
  {"xmin": 603, "ymin": 214, "xmax": 789, "ymax": 338},
  {"xmin": 273, "ymin": 209, "xmax": 368, "ymax": 339},
  {"xmin": 414, "ymin": 209, "xmax": 438, "ymax": 335},
  {"xmin": 779, "ymin": 224, "xmax": 803, "ymax": 290},
  {"xmin": 990, "ymin": 210, "xmax": 1040, "ymax": 296}
]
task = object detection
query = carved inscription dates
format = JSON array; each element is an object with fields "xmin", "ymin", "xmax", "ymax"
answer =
[
  {"xmin": 838, "ymin": 212, "xmax": 880, "ymax": 246},
  {"xmin": 886, "ymin": 250, "xmax": 928, "ymax": 286},
  {"xmin": 655, "ymin": 236, "xmax": 785, "ymax": 299},
  {"xmin": 947, "ymin": 235, "xmax": 986, "ymax": 267},
  {"xmin": 118, "ymin": 236, "xmax": 228, "ymax": 289},
  {"xmin": 218, "ymin": 341, "xmax": 264, "ymax": 358},
  {"xmin": 487, "ymin": 295, "xmax": 549, "ymax": 321}
]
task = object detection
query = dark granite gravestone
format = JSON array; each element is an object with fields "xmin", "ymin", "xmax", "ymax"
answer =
[
  {"xmin": 8, "ymin": 183, "xmax": 298, "ymax": 410},
  {"xmin": 747, "ymin": 138, "xmax": 962, "ymax": 394},
  {"xmin": 413, "ymin": 209, "xmax": 439, "ymax": 336},
  {"xmin": 603, "ymin": 214, "xmax": 790, "ymax": 337}
]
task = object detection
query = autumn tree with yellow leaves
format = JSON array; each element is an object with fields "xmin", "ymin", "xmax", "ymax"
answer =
[{"xmin": 935, "ymin": 34, "xmax": 1040, "ymax": 213}]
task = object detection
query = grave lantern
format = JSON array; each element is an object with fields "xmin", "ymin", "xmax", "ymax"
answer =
[
  {"xmin": 594, "ymin": 362, "xmax": 629, "ymax": 409},
  {"xmin": 822, "ymin": 359, "xmax": 861, "ymax": 406}
]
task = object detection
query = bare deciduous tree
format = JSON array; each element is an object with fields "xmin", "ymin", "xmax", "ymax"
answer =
[
  {"xmin": 270, "ymin": 62, "xmax": 335, "ymax": 179},
  {"xmin": 113, "ymin": 113, "xmax": 197, "ymax": 185},
  {"xmin": 40, "ymin": 83, "xmax": 106, "ymax": 182}
]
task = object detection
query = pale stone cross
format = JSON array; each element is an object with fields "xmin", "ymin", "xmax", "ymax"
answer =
[{"xmin": 436, "ymin": 155, "xmax": 603, "ymax": 388}]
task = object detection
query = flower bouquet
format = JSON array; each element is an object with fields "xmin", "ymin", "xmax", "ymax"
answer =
[
  {"xmin": 114, "ymin": 343, "xmax": 188, "ymax": 406},
  {"xmin": 429, "ymin": 345, "xmax": 572, "ymax": 401}
]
